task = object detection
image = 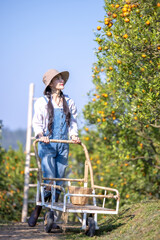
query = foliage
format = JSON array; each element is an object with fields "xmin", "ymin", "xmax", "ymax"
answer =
[
  {"xmin": 82, "ymin": 0, "xmax": 160, "ymax": 205},
  {"xmin": 0, "ymin": 144, "xmax": 38, "ymax": 221},
  {"xmin": 0, "ymin": 144, "xmax": 25, "ymax": 221}
]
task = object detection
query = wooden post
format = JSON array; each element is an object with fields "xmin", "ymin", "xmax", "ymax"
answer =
[{"xmin": 21, "ymin": 83, "xmax": 34, "ymax": 222}]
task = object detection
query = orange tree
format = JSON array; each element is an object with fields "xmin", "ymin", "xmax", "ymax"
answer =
[
  {"xmin": 82, "ymin": 0, "xmax": 160, "ymax": 204},
  {"xmin": 0, "ymin": 143, "xmax": 38, "ymax": 221}
]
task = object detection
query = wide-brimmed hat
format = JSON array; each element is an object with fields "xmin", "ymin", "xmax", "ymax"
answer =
[{"xmin": 43, "ymin": 69, "xmax": 69, "ymax": 95}]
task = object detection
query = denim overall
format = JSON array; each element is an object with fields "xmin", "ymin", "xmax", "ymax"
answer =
[{"xmin": 38, "ymin": 97, "xmax": 69, "ymax": 192}]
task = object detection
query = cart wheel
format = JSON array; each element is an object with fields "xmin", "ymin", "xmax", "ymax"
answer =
[
  {"xmin": 44, "ymin": 210, "xmax": 54, "ymax": 233},
  {"xmin": 54, "ymin": 210, "xmax": 62, "ymax": 223},
  {"xmin": 85, "ymin": 217, "xmax": 96, "ymax": 237}
]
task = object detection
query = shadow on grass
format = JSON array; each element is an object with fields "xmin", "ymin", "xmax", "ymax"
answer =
[{"xmin": 95, "ymin": 207, "xmax": 135, "ymax": 237}]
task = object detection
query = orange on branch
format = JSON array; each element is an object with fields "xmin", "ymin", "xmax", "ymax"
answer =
[
  {"xmin": 98, "ymin": 46, "xmax": 102, "ymax": 51},
  {"xmin": 117, "ymin": 59, "xmax": 122, "ymax": 64},
  {"xmin": 97, "ymin": 26, "xmax": 101, "ymax": 30},
  {"xmin": 124, "ymin": 12, "xmax": 130, "ymax": 17},
  {"xmin": 107, "ymin": 31, "xmax": 112, "ymax": 37},
  {"xmin": 108, "ymin": 22, "xmax": 113, "ymax": 28},
  {"xmin": 115, "ymin": 4, "xmax": 120, "ymax": 8},
  {"xmin": 123, "ymin": 33, "xmax": 128, "ymax": 39},
  {"xmin": 122, "ymin": 7, "xmax": 128, "ymax": 12},
  {"xmin": 104, "ymin": 20, "xmax": 109, "ymax": 25},
  {"xmin": 146, "ymin": 20, "xmax": 150, "ymax": 25},
  {"xmin": 126, "ymin": 0, "xmax": 131, "ymax": 4},
  {"xmin": 104, "ymin": 46, "xmax": 109, "ymax": 50},
  {"xmin": 112, "ymin": 13, "xmax": 117, "ymax": 18},
  {"xmin": 124, "ymin": 18, "xmax": 130, "ymax": 23},
  {"xmin": 104, "ymin": 17, "xmax": 110, "ymax": 22}
]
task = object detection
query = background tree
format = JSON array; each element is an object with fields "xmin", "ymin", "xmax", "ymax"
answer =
[{"xmin": 82, "ymin": 0, "xmax": 160, "ymax": 204}]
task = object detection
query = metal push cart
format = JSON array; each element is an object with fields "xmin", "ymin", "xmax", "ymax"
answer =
[{"xmin": 33, "ymin": 139, "xmax": 120, "ymax": 237}]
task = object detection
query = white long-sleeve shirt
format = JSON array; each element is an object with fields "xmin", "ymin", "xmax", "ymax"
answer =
[{"xmin": 32, "ymin": 94, "xmax": 79, "ymax": 138}]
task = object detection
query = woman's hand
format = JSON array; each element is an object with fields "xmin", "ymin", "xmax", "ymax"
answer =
[
  {"xmin": 40, "ymin": 136, "xmax": 50, "ymax": 143},
  {"xmin": 37, "ymin": 133, "xmax": 50, "ymax": 143},
  {"xmin": 71, "ymin": 135, "xmax": 81, "ymax": 143}
]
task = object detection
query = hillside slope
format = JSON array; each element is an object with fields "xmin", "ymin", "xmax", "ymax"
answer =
[{"xmin": 94, "ymin": 200, "xmax": 160, "ymax": 240}]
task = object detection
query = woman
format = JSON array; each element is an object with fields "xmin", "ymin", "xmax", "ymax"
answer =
[{"xmin": 28, "ymin": 69, "xmax": 80, "ymax": 227}]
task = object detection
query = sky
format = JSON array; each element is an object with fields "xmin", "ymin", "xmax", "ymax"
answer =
[{"xmin": 0, "ymin": 0, "xmax": 105, "ymax": 130}]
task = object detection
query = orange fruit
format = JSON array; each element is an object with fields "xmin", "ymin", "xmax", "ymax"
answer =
[
  {"xmin": 109, "ymin": 66, "xmax": 113, "ymax": 70},
  {"xmin": 157, "ymin": 3, "xmax": 160, "ymax": 7},
  {"xmin": 126, "ymin": 0, "xmax": 131, "ymax": 4},
  {"xmin": 112, "ymin": 13, "xmax": 117, "ymax": 18},
  {"xmin": 124, "ymin": 12, "xmax": 130, "ymax": 17},
  {"xmin": 157, "ymin": 46, "xmax": 160, "ymax": 50},
  {"xmin": 97, "ymin": 26, "xmax": 101, "ymax": 30},
  {"xmin": 117, "ymin": 59, "xmax": 122, "ymax": 64},
  {"xmin": 122, "ymin": 7, "xmax": 128, "ymax": 12},
  {"xmin": 123, "ymin": 34, "xmax": 128, "ymax": 39},
  {"xmin": 98, "ymin": 46, "xmax": 102, "ymax": 51},
  {"xmin": 146, "ymin": 20, "xmax": 150, "ymax": 25},
  {"xmin": 107, "ymin": 31, "xmax": 112, "ymax": 37},
  {"xmin": 115, "ymin": 4, "xmax": 120, "ymax": 8},
  {"xmin": 142, "ymin": 54, "xmax": 146, "ymax": 58},
  {"xmin": 104, "ymin": 20, "xmax": 109, "ymax": 25},
  {"xmin": 108, "ymin": 22, "xmax": 113, "ymax": 28},
  {"xmin": 141, "ymin": 67, "xmax": 145, "ymax": 72},
  {"xmin": 124, "ymin": 18, "xmax": 130, "ymax": 23},
  {"xmin": 104, "ymin": 17, "xmax": 110, "ymax": 22}
]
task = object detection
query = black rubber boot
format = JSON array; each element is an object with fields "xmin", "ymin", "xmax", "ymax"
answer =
[
  {"xmin": 28, "ymin": 205, "xmax": 42, "ymax": 227},
  {"xmin": 28, "ymin": 193, "xmax": 51, "ymax": 227}
]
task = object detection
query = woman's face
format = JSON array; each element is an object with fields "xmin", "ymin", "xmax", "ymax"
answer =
[{"xmin": 49, "ymin": 74, "xmax": 65, "ymax": 91}]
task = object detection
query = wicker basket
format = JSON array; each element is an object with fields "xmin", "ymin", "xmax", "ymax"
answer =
[{"xmin": 68, "ymin": 186, "xmax": 92, "ymax": 205}]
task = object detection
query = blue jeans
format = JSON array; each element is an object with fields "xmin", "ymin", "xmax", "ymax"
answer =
[{"xmin": 38, "ymin": 107, "xmax": 69, "ymax": 191}]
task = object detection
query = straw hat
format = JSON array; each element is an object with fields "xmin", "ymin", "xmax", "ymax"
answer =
[{"xmin": 43, "ymin": 69, "xmax": 69, "ymax": 94}]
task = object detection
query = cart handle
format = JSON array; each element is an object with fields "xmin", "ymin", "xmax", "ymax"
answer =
[{"xmin": 33, "ymin": 139, "xmax": 95, "ymax": 187}]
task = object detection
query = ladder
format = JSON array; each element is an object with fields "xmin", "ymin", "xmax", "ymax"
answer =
[{"xmin": 21, "ymin": 83, "xmax": 37, "ymax": 222}]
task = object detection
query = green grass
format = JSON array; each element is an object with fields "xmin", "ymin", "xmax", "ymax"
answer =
[{"xmin": 60, "ymin": 200, "xmax": 160, "ymax": 240}]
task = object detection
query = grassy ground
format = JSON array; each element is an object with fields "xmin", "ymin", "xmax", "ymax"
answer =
[
  {"xmin": 0, "ymin": 200, "xmax": 159, "ymax": 240},
  {"xmin": 62, "ymin": 200, "xmax": 160, "ymax": 240}
]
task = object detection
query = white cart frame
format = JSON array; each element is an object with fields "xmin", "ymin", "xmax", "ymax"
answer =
[{"xmin": 33, "ymin": 139, "xmax": 120, "ymax": 231}]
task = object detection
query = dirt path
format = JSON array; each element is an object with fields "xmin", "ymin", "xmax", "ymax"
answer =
[{"xmin": 0, "ymin": 222, "xmax": 67, "ymax": 240}]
